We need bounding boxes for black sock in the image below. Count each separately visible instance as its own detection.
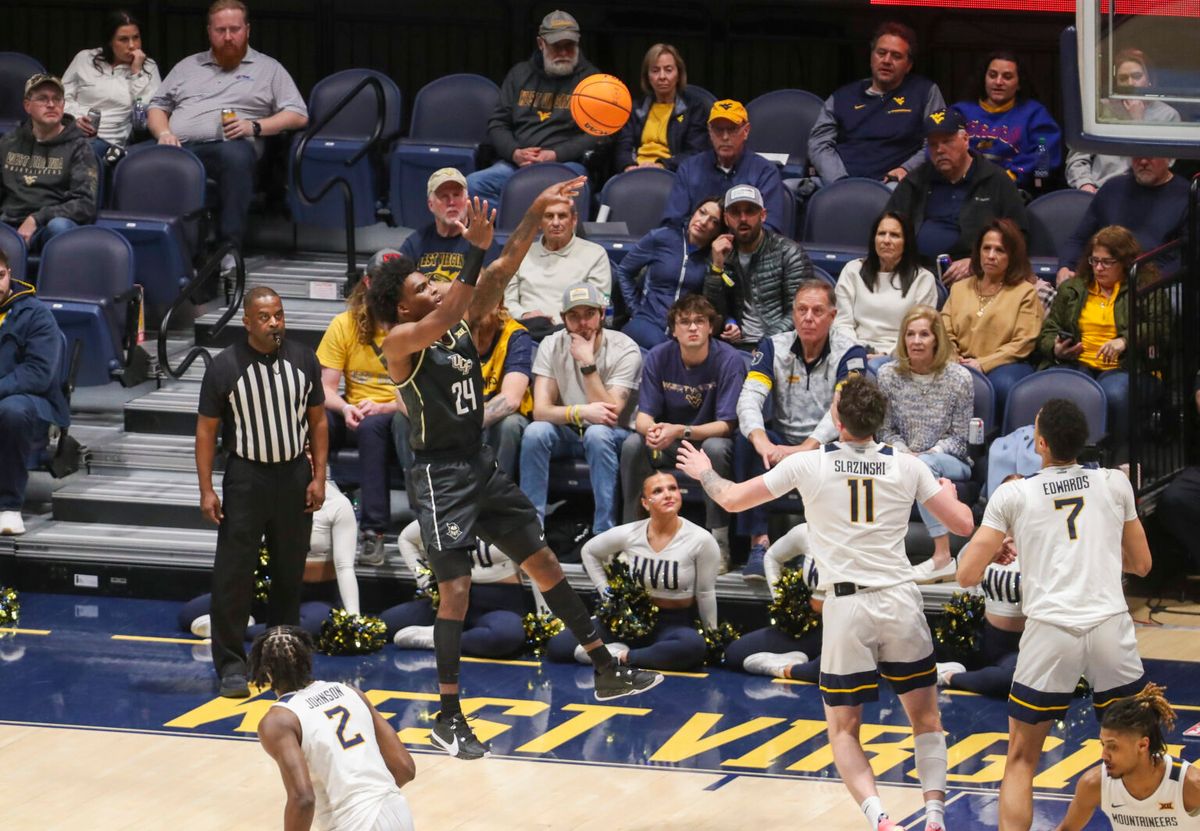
[541,578,611,671]
[439,692,462,720]
[433,617,464,717]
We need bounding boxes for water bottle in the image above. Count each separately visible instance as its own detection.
[1033,136,1050,189]
[132,97,147,132]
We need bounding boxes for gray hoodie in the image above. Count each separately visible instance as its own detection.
[0,114,98,226]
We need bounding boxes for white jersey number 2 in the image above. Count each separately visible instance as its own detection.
[452,379,478,415]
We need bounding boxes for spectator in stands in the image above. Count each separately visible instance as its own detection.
[1055,156,1188,286]
[316,249,403,567]
[466,10,598,211]
[941,218,1042,408]
[877,305,973,583]
[808,21,946,186]
[1066,48,1180,192]
[617,196,723,349]
[954,51,1062,191]
[63,10,161,152]
[519,282,642,536]
[148,0,308,264]
[1039,225,1164,447]
[887,108,1029,284]
[618,295,743,568]
[473,301,534,479]
[614,43,708,174]
[734,279,867,579]
[399,168,500,280]
[1156,372,1200,577]
[833,210,938,365]
[0,74,98,250]
[0,250,69,537]
[503,196,610,337]
[704,185,813,350]
[661,100,787,234]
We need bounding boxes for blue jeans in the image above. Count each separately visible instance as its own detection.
[985,362,1035,416]
[518,421,629,534]
[28,217,78,252]
[466,160,587,214]
[915,452,972,538]
[622,315,669,350]
[187,139,257,245]
[0,395,46,510]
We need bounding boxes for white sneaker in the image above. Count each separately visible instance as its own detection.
[393,625,435,650]
[743,651,808,679]
[220,252,238,276]
[912,557,957,584]
[573,642,629,665]
[936,661,966,687]
[0,511,25,535]
[190,614,211,639]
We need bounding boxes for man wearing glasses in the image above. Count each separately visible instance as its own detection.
[0,74,98,251]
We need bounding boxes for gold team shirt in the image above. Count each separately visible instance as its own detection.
[1077,281,1120,371]
[481,317,534,417]
[636,102,674,166]
[315,311,396,405]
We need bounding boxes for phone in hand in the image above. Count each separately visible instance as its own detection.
[1057,330,1076,346]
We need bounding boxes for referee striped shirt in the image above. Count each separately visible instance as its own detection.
[198,335,325,463]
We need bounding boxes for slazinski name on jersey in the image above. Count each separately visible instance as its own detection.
[834,459,887,476]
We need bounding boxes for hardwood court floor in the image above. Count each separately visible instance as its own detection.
[1,592,1198,830]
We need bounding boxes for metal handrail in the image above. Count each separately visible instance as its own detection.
[156,241,245,380]
[291,74,387,288]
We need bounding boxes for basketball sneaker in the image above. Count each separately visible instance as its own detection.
[430,712,490,760]
[594,664,663,701]
[743,651,808,679]
[936,661,966,687]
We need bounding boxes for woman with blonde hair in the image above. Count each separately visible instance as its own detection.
[613,43,709,172]
[877,305,974,582]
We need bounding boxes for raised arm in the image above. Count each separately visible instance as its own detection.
[676,440,778,513]
[467,176,588,326]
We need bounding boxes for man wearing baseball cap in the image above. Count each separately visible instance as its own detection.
[661,98,787,235]
[519,281,642,536]
[400,167,500,281]
[0,74,98,251]
[466,10,600,211]
[886,107,1028,283]
[704,184,812,351]
[316,247,414,566]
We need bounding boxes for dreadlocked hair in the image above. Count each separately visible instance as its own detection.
[248,625,315,693]
[1101,682,1177,761]
[346,279,379,346]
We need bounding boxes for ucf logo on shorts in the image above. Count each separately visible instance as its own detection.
[445,522,462,541]
[448,354,474,376]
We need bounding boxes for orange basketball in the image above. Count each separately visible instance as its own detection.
[570,74,632,137]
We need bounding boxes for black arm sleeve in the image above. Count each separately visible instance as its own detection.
[458,245,486,287]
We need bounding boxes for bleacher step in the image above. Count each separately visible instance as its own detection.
[88,432,215,473]
[123,386,203,435]
[195,296,341,349]
[52,471,221,530]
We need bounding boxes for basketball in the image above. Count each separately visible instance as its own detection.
[570,74,632,137]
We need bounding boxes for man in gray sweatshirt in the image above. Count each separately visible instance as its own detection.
[0,74,98,252]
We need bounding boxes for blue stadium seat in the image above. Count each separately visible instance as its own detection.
[96,145,206,326]
[746,89,825,177]
[1027,189,1094,279]
[388,73,499,227]
[37,227,141,387]
[965,364,997,437]
[0,52,45,135]
[288,69,403,228]
[811,264,836,287]
[494,163,591,248]
[596,166,676,240]
[686,85,717,113]
[0,222,27,282]
[1001,367,1107,446]
[24,329,82,478]
[801,178,892,276]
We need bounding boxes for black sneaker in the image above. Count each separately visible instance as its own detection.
[430,713,490,760]
[219,672,250,698]
[594,664,664,701]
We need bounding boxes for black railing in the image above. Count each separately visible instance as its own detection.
[291,75,387,288]
[156,241,246,380]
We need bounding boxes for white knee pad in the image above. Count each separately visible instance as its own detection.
[913,730,948,795]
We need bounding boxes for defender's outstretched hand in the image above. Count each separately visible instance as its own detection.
[531,176,588,214]
[456,197,496,250]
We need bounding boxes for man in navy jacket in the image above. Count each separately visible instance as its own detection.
[0,250,69,535]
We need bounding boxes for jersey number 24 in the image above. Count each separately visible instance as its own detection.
[452,379,478,415]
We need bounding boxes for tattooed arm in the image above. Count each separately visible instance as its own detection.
[677,441,777,513]
[467,176,587,326]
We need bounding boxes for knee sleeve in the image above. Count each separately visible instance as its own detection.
[913,730,948,795]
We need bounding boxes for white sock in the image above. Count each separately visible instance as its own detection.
[861,795,886,829]
[925,798,945,828]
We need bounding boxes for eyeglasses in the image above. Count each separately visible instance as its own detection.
[1088,256,1119,269]
[28,95,64,106]
[708,124,743,137]
[674,316,709,329]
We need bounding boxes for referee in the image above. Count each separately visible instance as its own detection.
[195,286,328,697]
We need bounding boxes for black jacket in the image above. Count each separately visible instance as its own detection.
[613,86,709,172]
[488,51,600,164]
[887,154,1028,260]
[0,114,97,226]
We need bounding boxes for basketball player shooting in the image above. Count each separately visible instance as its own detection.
[368,178,662,761]
[677,375,975,831]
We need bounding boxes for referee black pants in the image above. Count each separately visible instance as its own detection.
[211,454,313,678]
